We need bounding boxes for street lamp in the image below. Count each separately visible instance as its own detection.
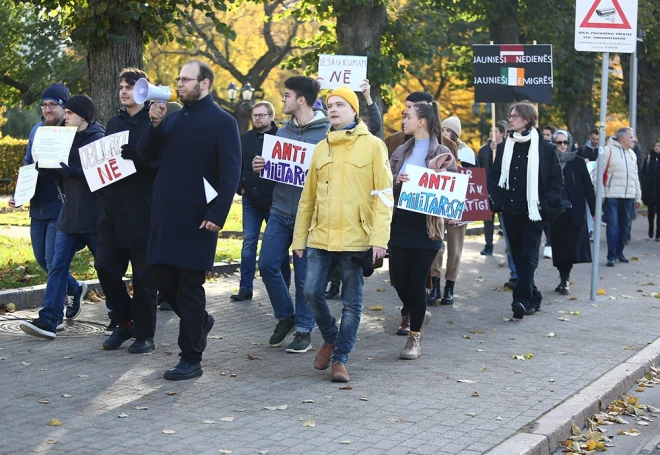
[227,82,238,103]
[241,82,255,101]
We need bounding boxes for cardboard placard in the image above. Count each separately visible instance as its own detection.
[260,134,312,188]
[78,131,136,192]
[318,54,368,91]
[457,167,492,221]
[13,164,39,207]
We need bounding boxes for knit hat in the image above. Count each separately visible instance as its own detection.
[406,92,433,103]
[328,86,359,115]
[442,116,462,138]
[41,83,69,108]
[65,95,95,123]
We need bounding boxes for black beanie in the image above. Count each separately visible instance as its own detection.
[406,92,433,103]
[41,83,69,108]
[65,95,95,123]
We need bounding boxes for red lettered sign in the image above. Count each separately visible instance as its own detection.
[457,167,491,221]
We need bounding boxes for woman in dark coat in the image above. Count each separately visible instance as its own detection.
[550,130,596,295]
[640,139,660,240]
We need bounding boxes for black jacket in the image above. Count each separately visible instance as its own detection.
[97,105,154,249]
[641,152,660,206]
[39,122,106,234]
[561,157,596,227]
[139,94,241,271]
[237,122,277,208]
[578,143,598,161]
[488,129,563,218]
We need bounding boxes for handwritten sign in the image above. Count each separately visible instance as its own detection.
[318,54,368,91]
[398,164,470,221]
[260,134,312,188]
[457,167,491,221]
[13,164,39,207]
[78,131,136,192]
[31,126,77,168]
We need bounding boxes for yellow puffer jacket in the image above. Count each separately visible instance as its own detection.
[292,121,394,252]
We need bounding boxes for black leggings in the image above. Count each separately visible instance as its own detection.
[648,202,660,238]
[389,247,438,332]
[556,263,573,277]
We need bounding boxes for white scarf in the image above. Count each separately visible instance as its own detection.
[498,128,541,221]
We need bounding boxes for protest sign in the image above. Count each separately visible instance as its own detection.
[398,165,470,221]
[587,161,597,186]
[457,167,491,221]
[78,131,135,192]
[318,54,368,91]
[13,164,39,207]
[260,134,312,188]
[473,44,553,103]
[31,126,77,168]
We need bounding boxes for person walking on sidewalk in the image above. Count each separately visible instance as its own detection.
[550,130,595,295]
[20,95,105,339]
[293,86,393,382]
[389,101,456,359]
[488,101,563,319]
[139,60,241,380]
[426,116,477,306]
[231,101,291,302]
[478,121,506,256]
[603,127,642,267]
[97,68,158,353]
[641,139,660,241]
[252,76,330,353]
[8,84,86,329]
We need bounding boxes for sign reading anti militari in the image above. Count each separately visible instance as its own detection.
[472,44,553,104]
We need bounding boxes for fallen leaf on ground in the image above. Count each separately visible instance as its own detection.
[46,439,57,444]
[597,288,607,295]
[118,413,128,418]
[457,379,476,383]
[21,362,31,366]
[48,419,62,426]
[218,450,232,454]
[339,385,352,390]
[472,391,480,397]
[62,394,73,398]
[247,354,264,360]
[619,428,640,436]
[624,346,636,350]
[220,417,235,422]
[463,335,472,339]
[375,288,385,292]
[167,392,178,396]
[162,430,176,434]
[202,420,215,424]
[38,400,49,404]
[524,353,533,359]
[264,405,288,411]
[466,412,476,417]
[302,418,315,427]
[513,355,526,360]
[368,305,383,311]
[302,399,314,404]
[340,440,351,444]
[495,416,503,421]
[134,406,147,410]
[546,333,556,337]
[359,396,368,401]
[77,375,89,378]
[476,349,485,352]
[558,317,570,322]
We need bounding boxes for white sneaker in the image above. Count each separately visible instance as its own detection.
[400,333,421,360]
[543,246,552,259]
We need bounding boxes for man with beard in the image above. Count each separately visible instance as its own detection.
[139,60,240,380]
[97,68,158,353]
[8,84,86,329]
[252,76,330,354]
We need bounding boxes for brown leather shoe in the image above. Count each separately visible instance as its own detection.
[330,362,349,383]
[314,342,335,370]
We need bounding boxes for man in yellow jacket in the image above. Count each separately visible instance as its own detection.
[292,86,393,383]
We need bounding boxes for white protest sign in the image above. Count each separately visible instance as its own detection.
[398,164,470,221]
[31,126,77,168]
[78,131,136,192]
[260,134,313,188]
[575,0,638,53]
[318,54,368,91]
[13,164,39,207]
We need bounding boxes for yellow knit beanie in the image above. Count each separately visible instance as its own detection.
[328,86,360,115]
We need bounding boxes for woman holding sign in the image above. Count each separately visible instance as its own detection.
[389,101,457,360]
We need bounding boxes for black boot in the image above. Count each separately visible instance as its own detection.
[427,277,441,306]
[556,271,570,295]
[650,220,655,239]
[440,280,455,305]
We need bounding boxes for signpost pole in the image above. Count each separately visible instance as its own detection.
[590,52,609,301]
[629,46,638,134]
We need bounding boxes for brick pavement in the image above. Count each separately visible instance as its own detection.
[2,218,660,454]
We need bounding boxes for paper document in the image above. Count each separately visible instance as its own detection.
[204,178,217,203]
[31,126,77,168]
[13,164,39,207]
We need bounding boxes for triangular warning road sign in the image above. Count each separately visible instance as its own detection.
[580,0,631,29]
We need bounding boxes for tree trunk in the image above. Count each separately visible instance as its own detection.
[87,20,143,127]
[336,3,388,136]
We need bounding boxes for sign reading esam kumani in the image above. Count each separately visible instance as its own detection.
[260,134,312,188]
[398,165,470,221]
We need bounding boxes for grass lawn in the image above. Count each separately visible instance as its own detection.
[0,235,249,291]
[0,206,30,226]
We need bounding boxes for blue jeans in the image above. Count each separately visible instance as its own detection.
[30,218,78,297]
[38,230,98,328]
[604,198,634,261]
[239,198,290,291]
[499,214,518,280]
[258,213,313,333]
[304,248,364,365]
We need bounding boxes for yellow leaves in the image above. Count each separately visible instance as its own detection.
[368,305,383,311]
[513,353,533,360]
[596,288,607,295]
[585,439,606,451]
[618,428,641,436]
[302,418,315,427]
[48,418,62,426]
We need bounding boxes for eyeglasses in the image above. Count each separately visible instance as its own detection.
[555,140,570,146]
[251,113,271,119]
[175,77,199,84]
[41,103,61,111]
[508,114,520,120]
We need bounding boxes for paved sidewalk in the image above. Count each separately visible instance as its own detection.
[2,218,660,454]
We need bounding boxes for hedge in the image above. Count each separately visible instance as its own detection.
[0,136,28,194]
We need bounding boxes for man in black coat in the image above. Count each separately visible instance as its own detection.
[488,101,563,320]
[139,60,241,380]
[231,101,291,301]
[97,68,158,354]
[477,120,506,255]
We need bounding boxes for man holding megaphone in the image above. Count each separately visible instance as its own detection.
[138,60,241,380]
